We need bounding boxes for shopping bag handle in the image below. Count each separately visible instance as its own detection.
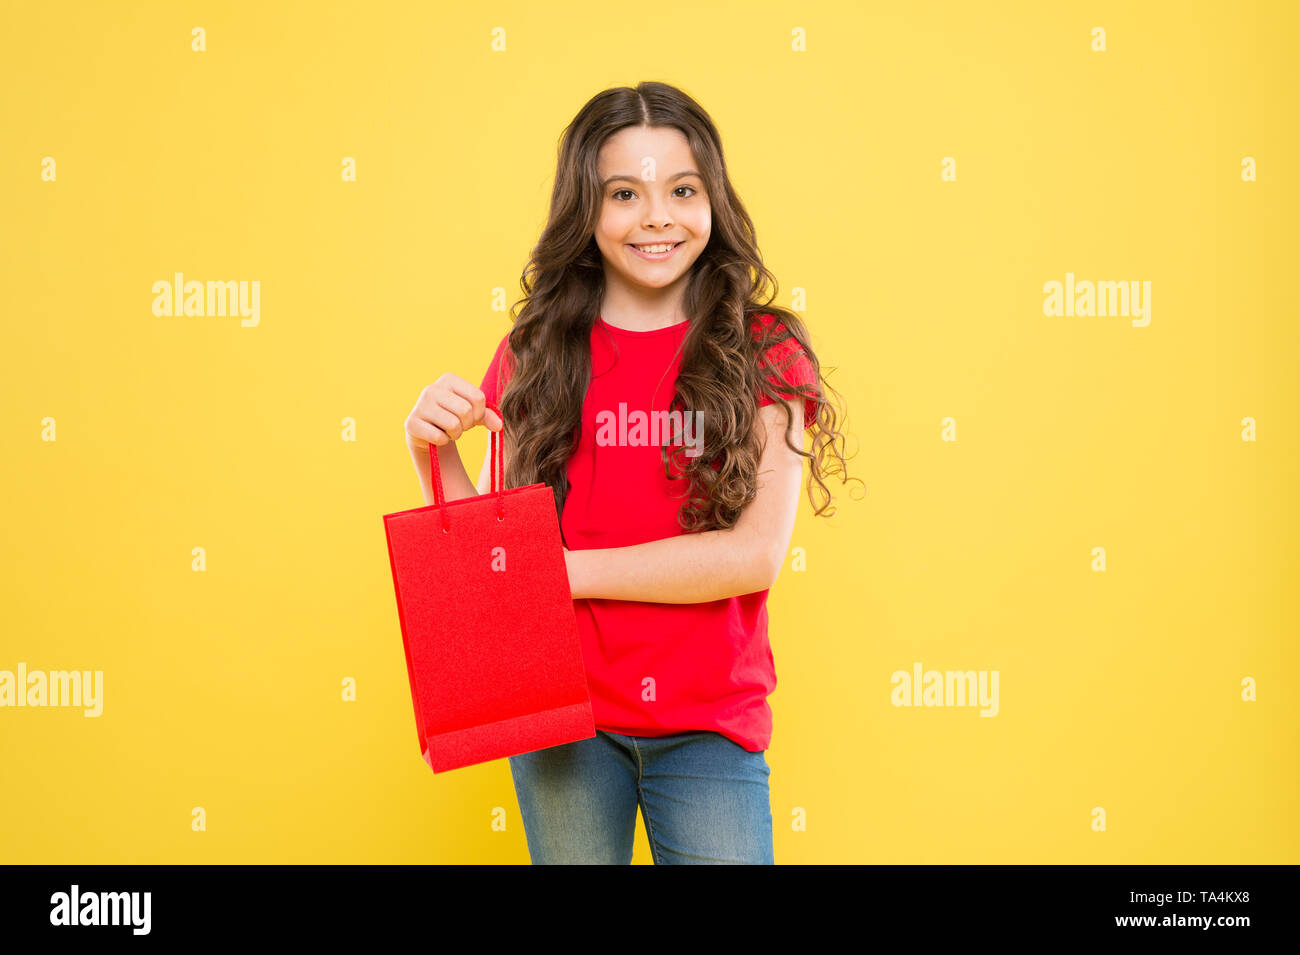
[428,400,505,533]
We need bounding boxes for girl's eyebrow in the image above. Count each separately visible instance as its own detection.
[601,170,702,187]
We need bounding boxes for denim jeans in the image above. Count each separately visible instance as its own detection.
[508,729,774,864]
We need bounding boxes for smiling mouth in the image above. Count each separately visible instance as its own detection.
[627,241,685,258]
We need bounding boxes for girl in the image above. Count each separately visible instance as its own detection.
[404,81,852,864]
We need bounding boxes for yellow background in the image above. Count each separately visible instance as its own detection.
[1,0,1295,864]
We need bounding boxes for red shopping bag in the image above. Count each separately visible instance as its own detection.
[382,401,595,773]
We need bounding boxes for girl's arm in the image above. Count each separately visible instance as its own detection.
[408,424,502,504]
[563,399,806,603]
[409,440,477,505]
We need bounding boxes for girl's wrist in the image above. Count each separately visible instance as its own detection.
[563,546,584,599]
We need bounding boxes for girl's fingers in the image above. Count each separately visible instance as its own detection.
[408,416,452,449]
[424,403,467,441]
[409,379,498,447]
[440,378,495,434]
[438,390,478,436]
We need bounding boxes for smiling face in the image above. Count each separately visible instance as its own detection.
[593,124,711,301]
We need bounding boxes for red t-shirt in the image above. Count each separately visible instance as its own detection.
[478,312,818,752]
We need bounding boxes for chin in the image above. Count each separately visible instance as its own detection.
[629,272,681,289]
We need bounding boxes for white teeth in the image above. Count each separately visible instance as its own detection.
[632,243,677,253]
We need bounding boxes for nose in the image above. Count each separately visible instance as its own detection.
[644,195,673,230]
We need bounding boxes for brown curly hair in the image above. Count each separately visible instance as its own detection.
[494,80,859,537]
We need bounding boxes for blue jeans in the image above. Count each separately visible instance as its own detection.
[508,729,774,864]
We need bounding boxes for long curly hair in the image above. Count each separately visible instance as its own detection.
[494,80,858,536]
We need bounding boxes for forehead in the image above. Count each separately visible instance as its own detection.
[597,125,695,174]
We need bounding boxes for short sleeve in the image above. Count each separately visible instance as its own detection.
[752,313,819,430]
[479,332,515,407]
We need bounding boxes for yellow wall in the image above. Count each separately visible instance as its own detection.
[1,0,1295,863]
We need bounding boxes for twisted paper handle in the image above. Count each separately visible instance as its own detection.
[428,400,504,532]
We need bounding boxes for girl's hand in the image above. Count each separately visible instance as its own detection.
[404,374,503,453]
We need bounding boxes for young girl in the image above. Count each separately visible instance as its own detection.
[403,81,851,864]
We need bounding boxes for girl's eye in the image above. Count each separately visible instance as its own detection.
[611,186,698,201]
